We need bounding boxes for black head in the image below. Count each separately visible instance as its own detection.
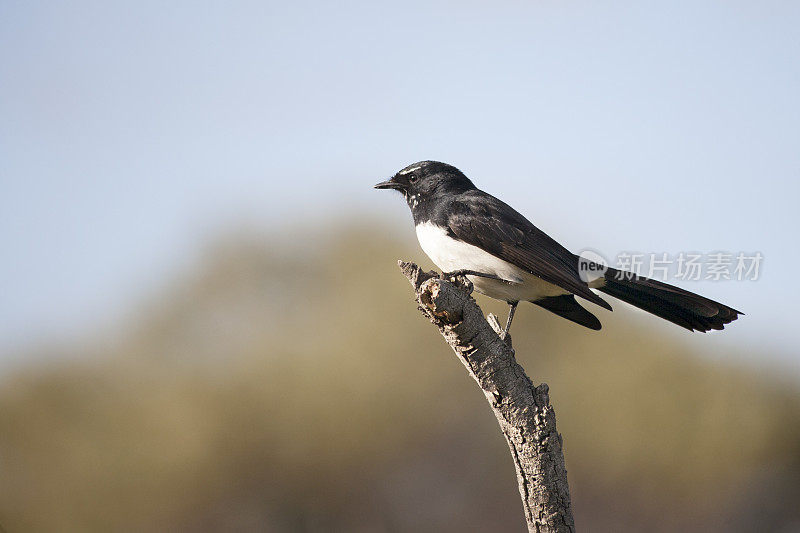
[374,161,475,208]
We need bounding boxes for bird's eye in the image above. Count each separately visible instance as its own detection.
[409,174,418,183]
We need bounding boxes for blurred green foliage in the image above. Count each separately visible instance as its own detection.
[1,223,798,532]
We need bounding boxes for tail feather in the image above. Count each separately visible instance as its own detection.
[598,268,742,332]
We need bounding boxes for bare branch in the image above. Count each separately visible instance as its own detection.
[398,260,575,533]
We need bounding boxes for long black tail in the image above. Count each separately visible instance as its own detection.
[598,268,742,332]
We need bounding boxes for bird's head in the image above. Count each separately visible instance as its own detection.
[374,161,475,206]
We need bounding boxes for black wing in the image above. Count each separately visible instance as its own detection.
[445,190,612,310]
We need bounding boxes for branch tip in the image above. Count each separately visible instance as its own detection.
[396,260,573,532]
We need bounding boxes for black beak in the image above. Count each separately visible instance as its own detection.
[374,179,404,190]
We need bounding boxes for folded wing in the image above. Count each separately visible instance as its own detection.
[446,191,612,311]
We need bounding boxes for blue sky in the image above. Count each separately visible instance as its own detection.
[1,2,799,370]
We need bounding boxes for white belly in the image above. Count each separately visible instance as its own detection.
[415,221,569,302]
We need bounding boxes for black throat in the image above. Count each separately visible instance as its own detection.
[408,188,460,227]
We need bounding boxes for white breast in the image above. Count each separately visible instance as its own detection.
[414,221,568,302]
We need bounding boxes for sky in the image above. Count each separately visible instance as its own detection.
[1,1,799,370]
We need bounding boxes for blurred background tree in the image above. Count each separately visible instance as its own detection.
[0,227,798,532]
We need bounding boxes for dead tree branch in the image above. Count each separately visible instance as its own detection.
[398,260,575,533]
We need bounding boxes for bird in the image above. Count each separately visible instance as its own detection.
[375,160,741,337]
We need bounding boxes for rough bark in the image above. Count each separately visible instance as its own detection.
[398,260,575,533]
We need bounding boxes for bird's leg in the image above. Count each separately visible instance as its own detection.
[502,301,518,339]
[440,269,507,283]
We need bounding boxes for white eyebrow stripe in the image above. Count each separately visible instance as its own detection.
[398,166,422,175]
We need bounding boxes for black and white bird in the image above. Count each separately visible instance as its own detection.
[375,160,741,336]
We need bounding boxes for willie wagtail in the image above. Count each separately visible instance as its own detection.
[375,160,741,336]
